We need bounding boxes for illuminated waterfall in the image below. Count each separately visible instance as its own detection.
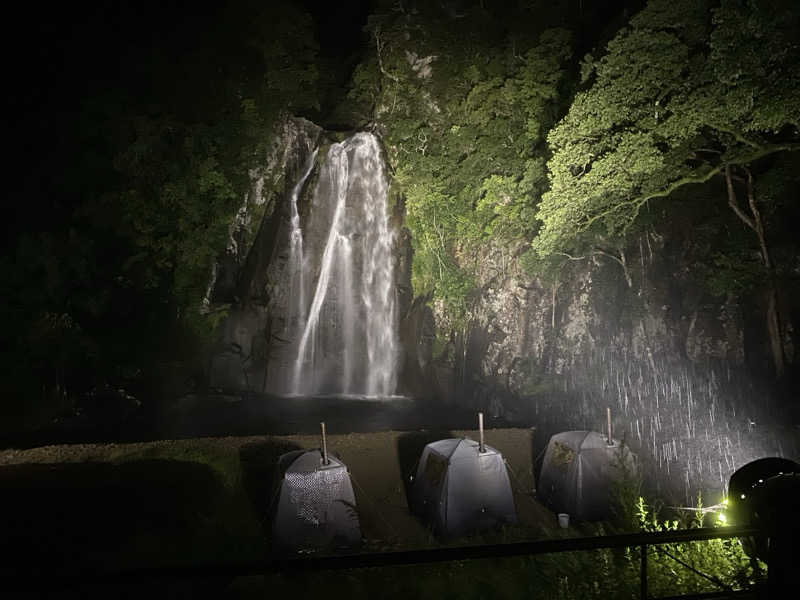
[285,148,318,341]
[289,132,398,397]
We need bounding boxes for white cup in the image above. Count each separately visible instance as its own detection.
[558,513,570,528]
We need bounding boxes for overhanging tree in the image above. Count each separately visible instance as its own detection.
[534,0,800,377]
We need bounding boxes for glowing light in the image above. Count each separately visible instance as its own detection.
[717,512,727,524]
[740,493,746,499]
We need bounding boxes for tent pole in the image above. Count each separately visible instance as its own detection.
[607,407,613,445]
[321,421,329,465]
[479,412,485,453]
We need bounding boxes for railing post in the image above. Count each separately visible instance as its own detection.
[640,543,647,600]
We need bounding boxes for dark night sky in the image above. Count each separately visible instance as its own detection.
[5,1,636,116]
[2,0,376,248]
[4,0,646,133]
[5,1,374,138]
[7,1,373,98]
[2,0,639,245]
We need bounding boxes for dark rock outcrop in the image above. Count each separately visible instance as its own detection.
[207,117,322,393]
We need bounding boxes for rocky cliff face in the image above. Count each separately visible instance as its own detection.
[206,120,415,397]
[206,116,322,393]
[434,233,748,411]
[416,209,794,502]
[202,117,794,502]
[203,118,763,409]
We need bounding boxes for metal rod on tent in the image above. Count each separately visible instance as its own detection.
[478,412,485,453]
[321,422,329,465]
[607,407,613,445]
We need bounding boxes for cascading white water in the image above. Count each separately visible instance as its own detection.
[288,132,399,397]
[285,148,318,339]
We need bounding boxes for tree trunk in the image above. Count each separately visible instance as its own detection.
[766,290,785,378]
[725,166,785,378]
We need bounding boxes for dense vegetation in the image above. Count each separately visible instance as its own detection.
[349,4,574,324]
[2,2,326,426]
[3,0,799,427]
[536,0,800,377]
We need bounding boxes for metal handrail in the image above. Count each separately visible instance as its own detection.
[5,525,763,599]
[268,526,760,573]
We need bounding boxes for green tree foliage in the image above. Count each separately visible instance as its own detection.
[110,117,238,305]
[103,0,322,312]
[353,3,573,321]
[535,0,800,258]
[626,496,758,597]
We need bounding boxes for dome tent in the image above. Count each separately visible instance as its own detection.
[271,448,361,554]
[726,457,800,560]
[537,430,636,522]
[409,437,517,538]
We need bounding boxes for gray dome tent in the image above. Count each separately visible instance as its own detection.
[271,449,361,554]
[538,431,636,521]
[409,438,517,538]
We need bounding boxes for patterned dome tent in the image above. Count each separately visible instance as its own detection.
[409,438,517,538]
[271,449,361,554]
[537,431,636,521]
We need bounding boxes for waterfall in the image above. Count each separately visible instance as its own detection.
[288,132,399,397]
[285,148,318,341]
